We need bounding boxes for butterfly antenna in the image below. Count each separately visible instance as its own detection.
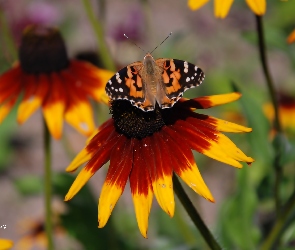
[124,34,146,53]
[150,32,172,54]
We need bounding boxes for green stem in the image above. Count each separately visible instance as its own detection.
[0,10,17,62]
[260,190,295,250]
[255,15,283,212]
[82,0,116,71]
[173,174,222,250]
[44,120,53,250]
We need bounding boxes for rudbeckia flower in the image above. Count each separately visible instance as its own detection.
[0,25,114,139]
[287,29,295,44]
[65,92,254,237]
[264,93,295,132]
[188,0,266,18]
[0,239,13,250]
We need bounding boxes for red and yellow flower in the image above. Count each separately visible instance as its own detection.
[264,93,295,132]
[188,0,266,18]
[0,25,113,139]
[65,92,254,237]
[287,29,295,44]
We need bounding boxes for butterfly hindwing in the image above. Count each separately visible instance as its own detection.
[157,58,205,100]
[105,62,145,103]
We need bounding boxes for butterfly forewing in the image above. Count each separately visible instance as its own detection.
[105,62,145,103]
[157,58,205,100]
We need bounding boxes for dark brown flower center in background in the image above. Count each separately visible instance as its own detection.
[111,100,192,139]
[19,25,69,74]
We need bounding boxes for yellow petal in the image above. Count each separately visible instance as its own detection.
[42,73,66,139]
[98,183,124,228]
[214,0,234,18]
[65,167,94,201]
[0,239,14,250]
[0,96,18,123]
[152,174,175,217]
[201,116,252,133]
[17,74,48,124]
[43,101,65,139]
[150,135,175,217]
[188,0,210,11]
[132,192,153,238]
[65,100,95,137]
[177,163,214,202]
[245,0,266,16]
[217,133,255,163]
[66,148,92,172]
[17,96,42,124]
[192,92,242,109]
[287,29,295,44]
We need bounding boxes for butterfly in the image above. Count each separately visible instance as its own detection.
[105,53,205,111]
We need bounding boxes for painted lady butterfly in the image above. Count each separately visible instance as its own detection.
[106,53,205,111]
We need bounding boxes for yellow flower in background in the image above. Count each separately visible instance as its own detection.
[0,25,114,139]
[287,29,295,44]
[65,92,254,238]
[264,93,295,132]
[0,239,13,250]
[188,0,266,18]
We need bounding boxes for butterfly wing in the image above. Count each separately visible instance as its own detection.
[156,58,205,108]
[105,62,145,104]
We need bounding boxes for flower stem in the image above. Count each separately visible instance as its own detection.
[255,15,283,212]
[172,174,222,250]
[260,190,295,250]
[82,0,116,71]
[44,120,53,250]
[0,10,17,62]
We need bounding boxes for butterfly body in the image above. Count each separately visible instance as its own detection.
[106,53,205,111]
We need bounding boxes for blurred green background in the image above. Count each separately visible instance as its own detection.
[1,0,295,249]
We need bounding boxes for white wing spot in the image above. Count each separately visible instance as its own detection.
[115,89,118,92]
[117,78,122,83]
[119,88,123,92]
[194,73,197,76]
[184,68,188,73]
[195,66,198,71]
[186,77,190,82]
[191,76,194,80]
[111,87,114,90]
[108,80,112,85]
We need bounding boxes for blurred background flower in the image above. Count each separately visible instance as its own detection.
[188,0,266,18]
[0,239,13,250]
[0,25,113,139]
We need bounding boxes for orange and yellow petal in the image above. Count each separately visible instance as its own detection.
[186,92,241,110]
[98,137,133,228]
[17,74,48,124]
[214,0,234,18]
[69,60,114,104]
[188,0,210,11]
[65,100,95,137]
[130,139,153,238]
[42,73,66,139]
[287,29,295,44]
[162,126,214,201]
[198,115,252,133]
[65,131,118,199]
[0,239,13,250]
[169,120,253,168]
[145,134,175,217]
[246,0,266,16]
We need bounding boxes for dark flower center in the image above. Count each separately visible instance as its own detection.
[19,25,69,74]
[111,100,188,139]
